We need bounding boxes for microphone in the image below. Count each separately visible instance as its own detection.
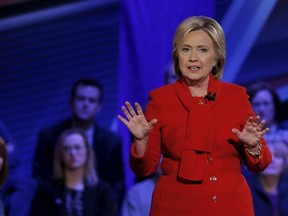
[205,92,216,101]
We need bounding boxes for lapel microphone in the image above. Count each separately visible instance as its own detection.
[205,91,216,101]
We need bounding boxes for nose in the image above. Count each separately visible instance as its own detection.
[69,148,78,155]
[82,98,90,107]
[189,50,198,62]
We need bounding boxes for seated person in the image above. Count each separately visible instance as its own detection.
[247,81,288,146]
[0,137,8,216]
[244,141,288,216]
[30,128,117,216]
[122,162,162,216]
[33,78,125,207]
[0,120,36,216]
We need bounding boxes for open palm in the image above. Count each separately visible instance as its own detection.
[118,101,157,140]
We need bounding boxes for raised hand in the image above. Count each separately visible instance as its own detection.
[232,116,269,148]
[118,101,157,140]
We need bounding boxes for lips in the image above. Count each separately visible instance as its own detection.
[188,66,200,70]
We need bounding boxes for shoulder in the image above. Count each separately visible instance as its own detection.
[94,124,121,143]
[148,84,176,105]
[127,178,156,195]
[220,82,246,94]
[39,119,71,136]
[219,82,248,102]
[149,84,174,96]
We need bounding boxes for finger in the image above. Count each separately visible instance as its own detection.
[246,116,253,126]
[117,115,129,126]
[149,119,158,127]
[121,105,132,120]
[261,127,269,136]
[258,119,265,129]
[252,116,260,127]
[125,101,137,117]
[135,102,144,115]
[232,128,240,136]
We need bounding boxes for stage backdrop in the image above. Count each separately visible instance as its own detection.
[118,0,215,188]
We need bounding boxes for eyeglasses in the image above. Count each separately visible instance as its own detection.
[62,145,86,154]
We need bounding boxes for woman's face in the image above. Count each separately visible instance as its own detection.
[178,29,216,85]
[251,89,275,126]
[261,145,285,176]
[61,133,87,171]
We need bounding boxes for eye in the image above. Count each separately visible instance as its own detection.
[199,48,208,53]
[89,98,97,103]
[182,47,190,53]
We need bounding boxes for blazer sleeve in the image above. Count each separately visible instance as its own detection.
[239,88,272,172]
[129,90,162,177]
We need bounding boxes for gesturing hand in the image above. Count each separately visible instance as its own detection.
[232,116,269,148]
[118,101,158,140]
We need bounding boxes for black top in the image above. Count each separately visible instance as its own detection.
[30,179,117,216]
[33,118,125,204]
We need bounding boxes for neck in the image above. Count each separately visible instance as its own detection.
[185,76,209,97]
[259,174,280,193]
[65,169,85,190]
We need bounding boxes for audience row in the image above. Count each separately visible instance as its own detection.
[0,75,288,216]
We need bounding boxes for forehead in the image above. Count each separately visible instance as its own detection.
[75,85,101,98]
[63,133,85,145]
[253,89,273,102]
[182,29,213,46]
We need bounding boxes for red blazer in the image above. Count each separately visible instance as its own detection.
[130,75,272,216]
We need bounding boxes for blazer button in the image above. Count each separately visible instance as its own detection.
[207,157,213,163]
[209,176,217,182]
[212,195,218,203]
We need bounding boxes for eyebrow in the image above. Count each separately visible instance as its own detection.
[181,44,209,48]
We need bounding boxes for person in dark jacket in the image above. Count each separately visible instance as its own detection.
[30,128,117,216]
[33,78,125,208]
[244,141,288,216]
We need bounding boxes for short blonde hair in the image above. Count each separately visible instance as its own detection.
[172,16,226,80]
[53,128,98,186]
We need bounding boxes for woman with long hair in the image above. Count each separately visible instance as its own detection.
[30,128,116,216]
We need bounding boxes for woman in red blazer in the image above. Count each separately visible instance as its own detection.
[118,16,272,216]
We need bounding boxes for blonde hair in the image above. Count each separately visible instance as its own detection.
[53,128,98,186]
[172,16,226,80]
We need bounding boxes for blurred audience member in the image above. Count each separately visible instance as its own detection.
[0,120,18,175]
[244,141,288,216]
[33,78,125,208]
[247,82,288,146]
[122,165,161,216]
[0,138,8,216]
[0,120,36,216]
[30,128,117,216]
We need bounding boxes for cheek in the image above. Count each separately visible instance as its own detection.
[62,155,70,166]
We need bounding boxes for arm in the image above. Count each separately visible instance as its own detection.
[118,101,157,157]
[232,90,272,172]
[118,96,161,177]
